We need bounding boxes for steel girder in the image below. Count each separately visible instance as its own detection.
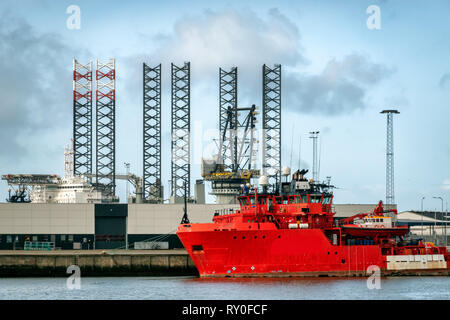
[219,67,238,170]
[73,59,93,178]
[95,59,116,198]
[171,62,191,199]
[143,63,162,202]
[262,64,282,186]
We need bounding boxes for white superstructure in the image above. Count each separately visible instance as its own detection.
[5,140,115,204]
[29,175,107,203]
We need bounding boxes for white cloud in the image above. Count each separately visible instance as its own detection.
[130,9,392,117]
[152,8,305,76]
[284,53,393,115]
[442,179,450,190]
[0,14,81,163]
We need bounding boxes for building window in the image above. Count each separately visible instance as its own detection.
[68,235,74,242]
[32,236,38,242]
[6,235,12,243]
[60,235,66,241]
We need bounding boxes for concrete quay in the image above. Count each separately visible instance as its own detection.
[0,250,198,277]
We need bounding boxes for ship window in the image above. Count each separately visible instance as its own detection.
[302,195,308,203]
[295,196,302,203]
[258,197,266,205]
[192,245,203,251]
[242,198,249,206]
[288,197,294,204]
[275,197,282,204]
[250,197,255,205]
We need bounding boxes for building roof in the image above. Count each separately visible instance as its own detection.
[399,211,449,222]
[398,211,449,223]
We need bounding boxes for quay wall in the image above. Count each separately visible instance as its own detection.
[0,250,197,277]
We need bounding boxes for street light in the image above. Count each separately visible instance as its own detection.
[421,196,425,238]
[433,196,443,245]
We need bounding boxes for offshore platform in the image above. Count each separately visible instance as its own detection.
[201,66,281,204]
[2,60,283,206]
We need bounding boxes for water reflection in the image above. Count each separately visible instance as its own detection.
[0,276,448,300]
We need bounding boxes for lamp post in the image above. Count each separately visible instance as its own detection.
[433,196,443,245]
[421,196,425,238]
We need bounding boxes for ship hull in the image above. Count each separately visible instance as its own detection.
[177,226,449,277]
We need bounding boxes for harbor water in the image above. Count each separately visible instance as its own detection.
[0,276,448,300]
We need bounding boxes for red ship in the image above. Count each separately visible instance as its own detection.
[177,169,450,277]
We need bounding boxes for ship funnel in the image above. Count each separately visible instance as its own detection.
[282,166,291,176]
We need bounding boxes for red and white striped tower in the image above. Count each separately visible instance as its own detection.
[73,59,93,178]
[95,59,116,199]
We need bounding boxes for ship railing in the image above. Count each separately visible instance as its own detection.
[24,241,55,251]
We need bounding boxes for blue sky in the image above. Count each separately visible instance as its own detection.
[0,0,449,211]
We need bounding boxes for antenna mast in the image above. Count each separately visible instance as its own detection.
[380,109,400,206]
